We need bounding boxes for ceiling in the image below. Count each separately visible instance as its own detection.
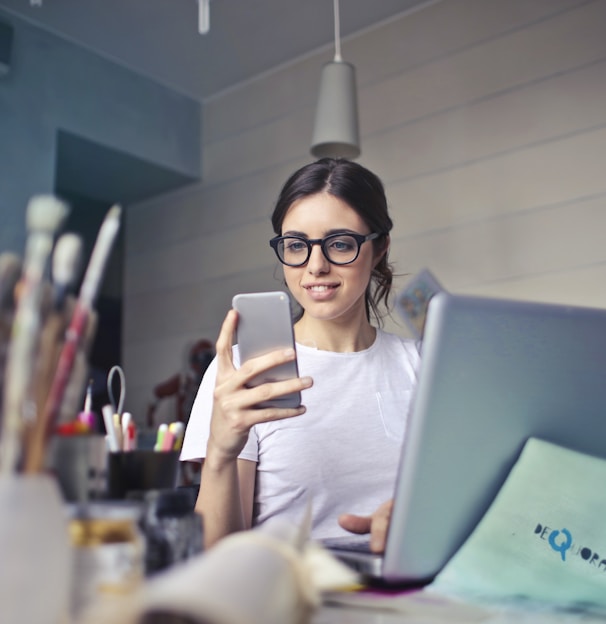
[0,0,431,102]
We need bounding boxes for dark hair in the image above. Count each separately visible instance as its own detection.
[271,158,394,324]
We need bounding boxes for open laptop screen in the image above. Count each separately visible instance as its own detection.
[379,292,606,584]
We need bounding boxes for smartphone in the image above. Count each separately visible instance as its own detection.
[232,291,301,408]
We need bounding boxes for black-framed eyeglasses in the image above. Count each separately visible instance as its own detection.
[269,232,382,267]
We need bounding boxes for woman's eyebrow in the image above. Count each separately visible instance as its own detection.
[282,230,307,237]
[325,228,359,236]
[282,228,359,238]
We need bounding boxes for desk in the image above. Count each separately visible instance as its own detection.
[312,596,606,623]
[76,588,606,623]
[315,606,411,623]
[313,604,606,623]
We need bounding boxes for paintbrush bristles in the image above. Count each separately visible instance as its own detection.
[52,234,82,286]
[52,234,83,308]
[26,195,69,234]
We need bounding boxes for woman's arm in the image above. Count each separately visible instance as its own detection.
[196,457,256,548]
[193,309,312,548]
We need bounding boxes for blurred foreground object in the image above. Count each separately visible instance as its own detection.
[0,196,68,474]
[24,204,121,473]
[80,517,358,624]
[0,474,71,624]
[0,252,22,423]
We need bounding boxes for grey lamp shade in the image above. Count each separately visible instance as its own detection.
[310,60,360,159]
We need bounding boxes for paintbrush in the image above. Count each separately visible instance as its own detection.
[0,253,23,430]
[24,204,122,473]
[0,196,69,475]
[33,233,83,422]
[0,253,22,314]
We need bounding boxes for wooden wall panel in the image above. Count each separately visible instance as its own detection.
[124,0,606,423]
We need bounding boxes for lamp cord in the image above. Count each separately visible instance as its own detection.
[333,0,342,62]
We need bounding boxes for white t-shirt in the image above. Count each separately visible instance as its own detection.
[181,329,420,540]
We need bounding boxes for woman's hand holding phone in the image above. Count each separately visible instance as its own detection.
[206,307,312,467]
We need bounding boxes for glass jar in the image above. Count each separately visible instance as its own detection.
[141,488,203,575]
[68,501,145,617]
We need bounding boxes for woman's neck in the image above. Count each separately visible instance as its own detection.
[294,314,377,353]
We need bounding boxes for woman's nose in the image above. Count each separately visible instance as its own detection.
[306,243,330,274]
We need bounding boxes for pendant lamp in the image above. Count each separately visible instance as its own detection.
[310,0,361,159]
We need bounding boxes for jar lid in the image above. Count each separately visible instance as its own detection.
[146,488,194,517]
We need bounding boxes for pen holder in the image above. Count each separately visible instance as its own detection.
[107,450,180,500]
[0,474,71,624]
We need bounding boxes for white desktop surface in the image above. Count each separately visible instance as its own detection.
[313,604,606,623]
[75,587,606,623]
[315,605,408,623]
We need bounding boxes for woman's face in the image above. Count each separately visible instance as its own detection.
[280,192,382,324]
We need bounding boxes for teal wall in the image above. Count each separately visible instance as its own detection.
[0,10,201,253]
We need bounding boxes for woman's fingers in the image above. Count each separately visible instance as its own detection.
[242,381,311,419]
[215,376,312,427]
[338,499,394,554]
[368,500,393,553]
[337,513,371,535]
[221,340,308,403]
[215,309,238,376]
[237,346,297,381]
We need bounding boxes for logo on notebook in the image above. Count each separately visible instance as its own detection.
[534,523,606,570]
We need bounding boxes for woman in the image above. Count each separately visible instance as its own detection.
[180,158,419,550]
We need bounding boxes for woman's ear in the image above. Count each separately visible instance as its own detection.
[374,234,390,267]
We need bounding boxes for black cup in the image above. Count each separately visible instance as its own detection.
[107,450,180,499]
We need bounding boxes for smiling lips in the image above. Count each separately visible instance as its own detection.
[305,284,335,291]
[303,283,339,299]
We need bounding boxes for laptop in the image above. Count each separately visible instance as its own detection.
[327,291,606,586]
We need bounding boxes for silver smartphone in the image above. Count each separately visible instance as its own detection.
[232,291,301,408]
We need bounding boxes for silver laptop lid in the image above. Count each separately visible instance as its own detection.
[384,292,606,584]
